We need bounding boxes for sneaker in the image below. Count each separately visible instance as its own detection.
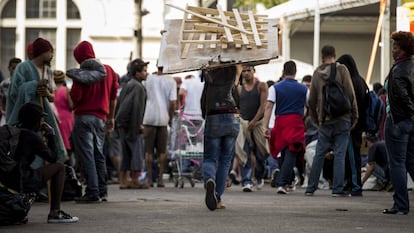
[229,170,240,185]
[256,179,265,190]
[205,179,217,211]
[305,192,314,196]
[216,202,226,209]
[332,192,348,197]
[349,190,363,197]
[99,194,108,202]
[277,186,288,194]
[47,210,79,223]
[74,195,101,204]
[270,169,280,188]
[242,183,254,192]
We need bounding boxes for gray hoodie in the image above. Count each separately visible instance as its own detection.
[308,62,358,126]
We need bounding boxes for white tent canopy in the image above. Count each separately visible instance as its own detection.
[262,0,380,20]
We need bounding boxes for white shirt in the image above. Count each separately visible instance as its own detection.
[181,76,204,120]
[143,74,177,126]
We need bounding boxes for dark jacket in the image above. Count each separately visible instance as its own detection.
[387,57,414,123]
[337,54,370,131]
[201,66,238,116]
[0,129,56,193]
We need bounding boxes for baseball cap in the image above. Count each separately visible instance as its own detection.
[129,58,149,74]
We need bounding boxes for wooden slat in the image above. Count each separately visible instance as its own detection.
[209,23,217,48]
[181,33,194,59]
[187,5,267,20]
[181,38,267,45]
[248,10,262,47]
[183,28,268,34]
[217,5,233,43]
[187,17,269,26]
[166,3,253,35]
[232,8,249,45]
[198,32,206,49]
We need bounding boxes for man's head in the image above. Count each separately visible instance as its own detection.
[32,38,54,65]
[391,31,414,60]
[8,57,22,77]
[321,45,336,62]
[241,65,255,81]
[73,41,96,64]
[129,58,149,81]
[301,75,312,88]
[283,60,296,78]
[18,102,47,130]
[53,70,66,85]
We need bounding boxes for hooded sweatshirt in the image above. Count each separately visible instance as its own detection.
[69,41,119,120]
[308,62,358,126]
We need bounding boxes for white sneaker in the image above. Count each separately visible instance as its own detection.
[256,179,264,190]
[242,183,253,192]
[277,186,288,194]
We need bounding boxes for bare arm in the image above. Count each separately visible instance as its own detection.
[262,101,274,138]
[248,82,268,131]
[361,162,376,185]
[105,99,117,132]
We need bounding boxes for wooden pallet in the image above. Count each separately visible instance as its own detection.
[166,4,269,59]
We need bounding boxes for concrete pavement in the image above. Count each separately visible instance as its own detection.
[1,181,413,233]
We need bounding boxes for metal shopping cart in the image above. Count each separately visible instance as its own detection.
[171,113,204,188]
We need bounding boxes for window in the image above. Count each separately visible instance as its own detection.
[67,0,80,19]
[0,28,17,76]
[66,29,81,69]
[1,0,81,72]
[26,0,56,18]
[1,0,16,18]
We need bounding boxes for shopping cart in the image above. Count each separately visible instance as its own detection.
[171,113,204,188]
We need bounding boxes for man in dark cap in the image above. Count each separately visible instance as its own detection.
[0,102,78,223]
[6,37,67,168]
[115,58,149,189]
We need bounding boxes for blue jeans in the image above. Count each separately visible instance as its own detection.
[203,113,239,202]
[276,148,297,187]
[306,120,351,194]
[384,116,414,212]
[72,115,107,197]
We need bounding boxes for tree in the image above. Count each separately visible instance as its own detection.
[234,0,288,9]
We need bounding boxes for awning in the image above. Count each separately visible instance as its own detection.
[262,0,380,20]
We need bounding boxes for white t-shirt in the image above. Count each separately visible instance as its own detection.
[143,74,177,126]
[181,76,204,120]
[267,85,276,128]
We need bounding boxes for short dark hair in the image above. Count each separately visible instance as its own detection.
[321,45,336,60]
[283,60,296,76]
[129,58,149,75]
[391,31,414,56]
[8,57,21,68]
[373,82,383,94]
[302,75,312,83]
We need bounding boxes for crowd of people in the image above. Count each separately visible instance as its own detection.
[1,30,414,225]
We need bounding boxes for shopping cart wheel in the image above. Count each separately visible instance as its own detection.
[179,179,184,188]
[190,179,195,188]
[174,179,179,188]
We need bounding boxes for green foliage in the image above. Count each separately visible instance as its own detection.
[234,0,288,9]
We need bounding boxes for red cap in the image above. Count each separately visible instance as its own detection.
[32,38,53,58]
[73,41,96,64]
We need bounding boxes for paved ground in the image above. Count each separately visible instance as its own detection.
[1,181,413,233]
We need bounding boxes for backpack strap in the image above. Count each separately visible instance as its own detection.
[329,63,336,82]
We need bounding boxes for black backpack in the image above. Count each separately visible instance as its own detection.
[323,63,352,119]
[0,125,21,174]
